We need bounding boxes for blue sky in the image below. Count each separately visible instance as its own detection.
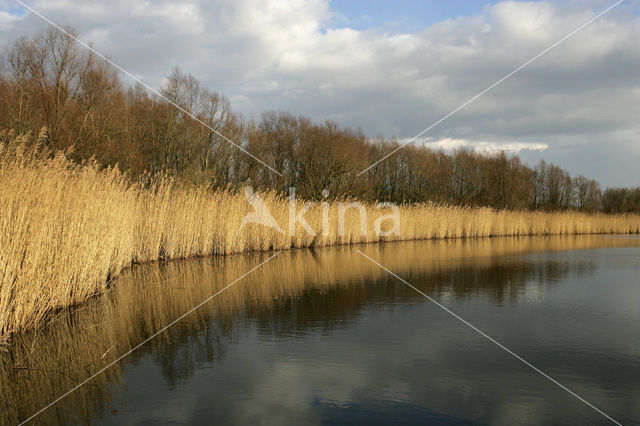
[328,0,640,31]
[329,0,497,31]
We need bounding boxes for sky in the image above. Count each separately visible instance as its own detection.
[0,0,639,187]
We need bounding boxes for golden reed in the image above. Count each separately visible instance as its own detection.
[1,130,639,339]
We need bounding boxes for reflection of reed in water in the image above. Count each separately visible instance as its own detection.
[1,235,637,424]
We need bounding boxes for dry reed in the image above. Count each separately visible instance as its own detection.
[1,130,639,339]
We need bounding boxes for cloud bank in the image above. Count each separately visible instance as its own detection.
[409,137,549,154]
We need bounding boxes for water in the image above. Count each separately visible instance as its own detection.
[2,236,640,425]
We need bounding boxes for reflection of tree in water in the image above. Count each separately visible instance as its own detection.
[423,259,598,303]
[147,255,599,393]
[0,235,632,424]
[151,320,231,389]
[247,258,598,338]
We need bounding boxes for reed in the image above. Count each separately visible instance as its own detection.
[1,130,639,339]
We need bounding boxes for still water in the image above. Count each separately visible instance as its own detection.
[2,236,640,425]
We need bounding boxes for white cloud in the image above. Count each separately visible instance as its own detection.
[490,1,555,42]
[410,137,549,154]
[0,9,19,29]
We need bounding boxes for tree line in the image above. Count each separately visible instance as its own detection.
[1,26,637,213]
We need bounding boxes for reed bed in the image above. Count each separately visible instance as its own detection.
[1,131,640,339]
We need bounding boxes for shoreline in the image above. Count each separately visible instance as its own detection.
[2,228,639,346]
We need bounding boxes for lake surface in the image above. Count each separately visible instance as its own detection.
[2,236,640,425]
